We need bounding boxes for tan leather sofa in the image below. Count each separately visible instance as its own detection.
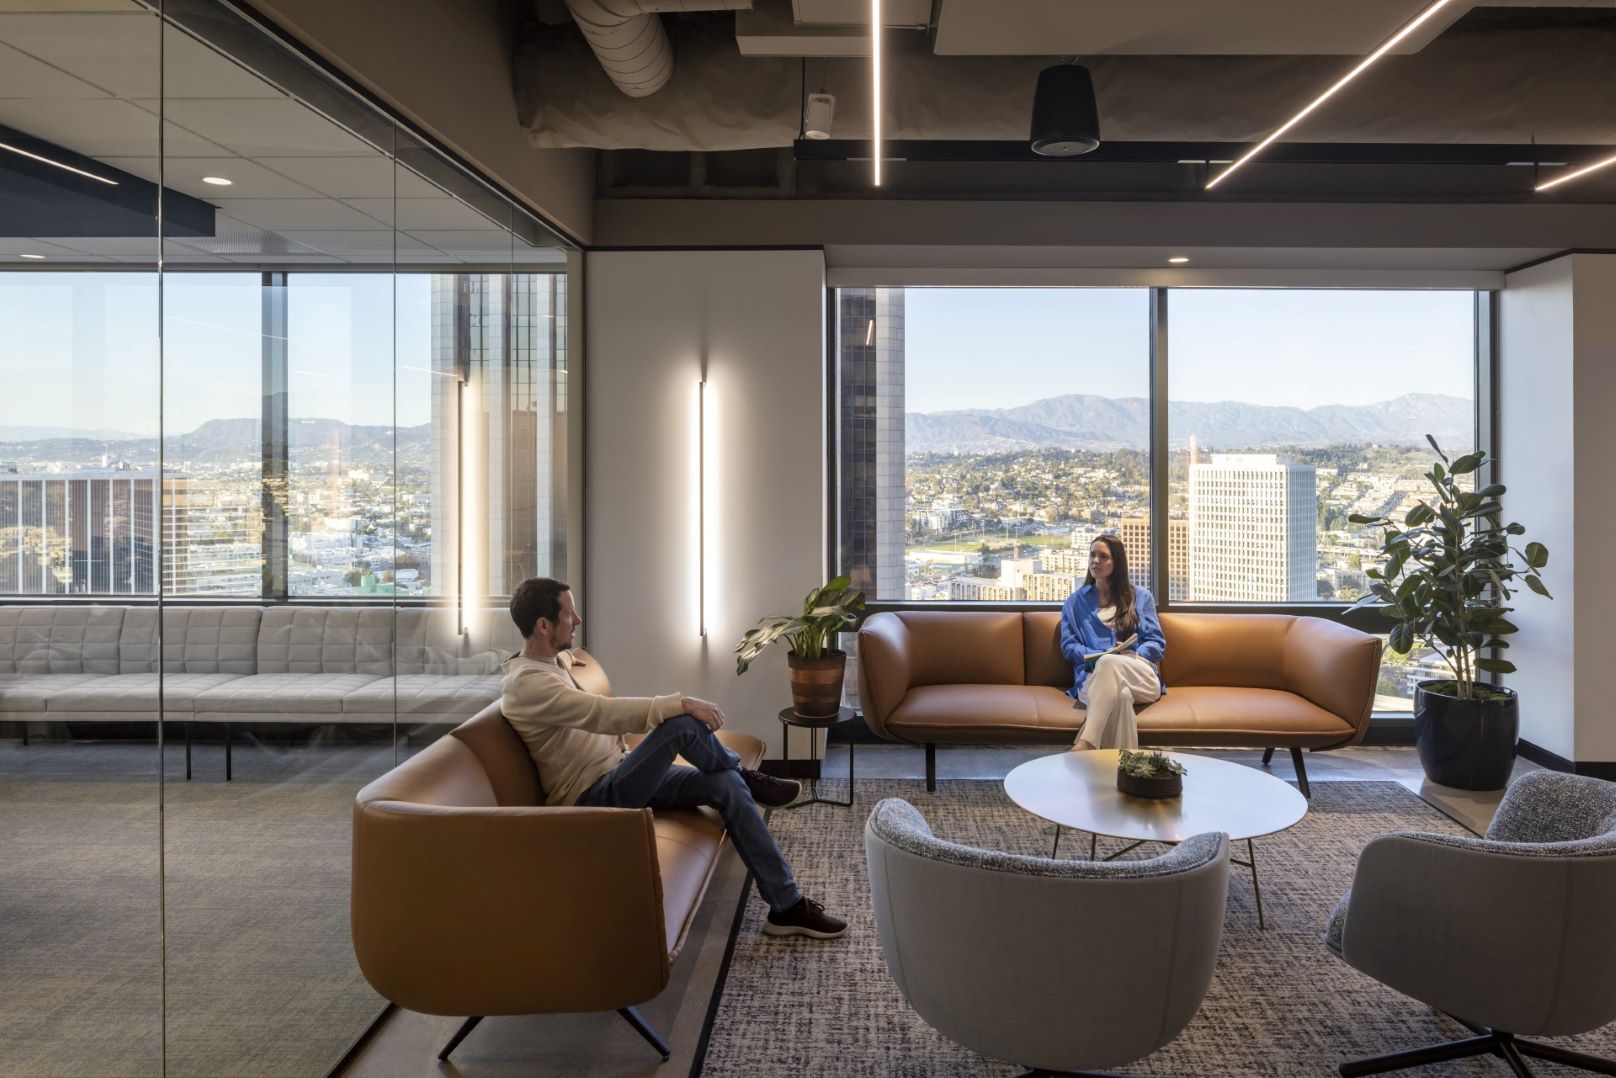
[351,651,763,1062]
[857,610,1382,796]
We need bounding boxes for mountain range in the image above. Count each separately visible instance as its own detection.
[905,393,1472,454]
[0,418,431,468]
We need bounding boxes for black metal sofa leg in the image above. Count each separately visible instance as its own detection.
[438,1015,482,1061]
[1261,746,1275,765]
[1290,746,1312,798]
[925,743,936,792]
[618,1006,671,1060]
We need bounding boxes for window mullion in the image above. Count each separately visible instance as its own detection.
[1149,287,1169,607]
[261,271,288,602]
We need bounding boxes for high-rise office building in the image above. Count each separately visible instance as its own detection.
[0,471,157,594]
[1118,516,1189,601]
[836,287,905,599]
[162,475,262,595]
[1188,454,1317,602]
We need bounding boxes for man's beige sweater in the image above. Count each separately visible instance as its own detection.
[500,651,685,806]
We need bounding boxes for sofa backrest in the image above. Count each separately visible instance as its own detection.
[0,605,123,674]
[1022,611,1072,689]
[257,606,511,676]
[119,607,263,674]
[894,611,1025,687]
[394,608,510,676]
[1158,611,1295,690]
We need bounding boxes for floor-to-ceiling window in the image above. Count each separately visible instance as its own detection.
[833,285,1483,717]
[0,3,573,1074]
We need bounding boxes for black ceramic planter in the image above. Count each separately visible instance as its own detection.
[1117,770,1182,799]
[1413,680,1519,791]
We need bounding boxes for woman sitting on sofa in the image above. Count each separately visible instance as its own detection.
[1059,534,1167,750]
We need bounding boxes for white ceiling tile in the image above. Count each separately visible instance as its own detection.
[260,156,445,199]
[0,12,162,97]
[0,237,111,260]
[0,40,109,98]
[96,155,322,199]
[32,235,157,257]
[405,230,516,257]
[206,197,390,232]
[160,30,284,100]
[0,97,158,155]
[160,97,379,157]
[342,197,503,231]
[276,230,448,262]
[0,2,142,12]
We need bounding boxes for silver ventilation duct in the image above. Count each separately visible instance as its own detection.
[559,0,751,99]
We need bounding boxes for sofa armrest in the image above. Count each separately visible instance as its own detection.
[352,801,669,1017]
[1281,617,1382,745]
[857,613,912,739]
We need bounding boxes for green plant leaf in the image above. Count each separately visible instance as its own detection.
[1524,542,1548,569]
[1449,451,1485,475]
[1475,657,1517,675]
[1425,434,1448,462]
[1525,574,1552,598]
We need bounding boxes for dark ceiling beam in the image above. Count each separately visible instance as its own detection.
[791,140,1594,167]
[0,123,215,238]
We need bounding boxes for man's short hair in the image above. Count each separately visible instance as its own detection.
[510,577,570,638]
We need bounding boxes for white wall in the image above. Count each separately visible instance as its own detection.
[1570,255,1616,762]
[1501,252,1616,764]
[583,250,826,752]
[1500,257,1576,759]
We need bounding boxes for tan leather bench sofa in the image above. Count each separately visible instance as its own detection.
[351,652,764,1063]
[857,610,1383,796]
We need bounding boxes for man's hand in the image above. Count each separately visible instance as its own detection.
[681,697,725,731]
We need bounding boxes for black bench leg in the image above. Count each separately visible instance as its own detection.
[225,723,232,782]
[618,1006,671,1060]
[1290,747,1312,798]
[925,743,936,792]
[185,720,192,781]
[438,1015,482,1061]
[1261,746,1275,766]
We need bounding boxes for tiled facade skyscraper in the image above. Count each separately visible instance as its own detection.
[1118,516,1189,601]
[837,288,905,599]
[1188,454,1317,601]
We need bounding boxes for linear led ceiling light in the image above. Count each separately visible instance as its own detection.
[0,139,119,185]
[1537,150,1616,193]
[871,0,882,187]
[1206,0,1455,191]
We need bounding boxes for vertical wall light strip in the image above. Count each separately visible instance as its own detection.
[457,378,467,635]
[871,0,882,187]
[698,378,706,638]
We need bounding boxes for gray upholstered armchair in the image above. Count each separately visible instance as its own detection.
[864,798,1229,1077]
[1326,770,1616,1077]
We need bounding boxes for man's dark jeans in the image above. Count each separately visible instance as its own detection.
[577,715,802,912]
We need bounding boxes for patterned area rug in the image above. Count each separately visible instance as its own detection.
[701,779,1616,1077]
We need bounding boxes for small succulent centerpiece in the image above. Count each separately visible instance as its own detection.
[736,576,867,718]
[1116,749,1187,800]
[1347,437,1551,791]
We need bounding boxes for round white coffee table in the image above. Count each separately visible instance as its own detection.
[1003,750,1308,929]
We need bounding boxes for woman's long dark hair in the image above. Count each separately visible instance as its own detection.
[1082,533,1138,642]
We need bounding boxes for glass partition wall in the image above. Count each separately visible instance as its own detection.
[0,3,572,1074]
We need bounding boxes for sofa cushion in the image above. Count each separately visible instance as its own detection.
[0,606,123,674]
[898,611,1025,688]
[1134,686,1355,744]
[393,608,509,676]
[195,673,384,714]
[119,607,262,674]
[1158,612,1294,690]
[46,673,245,714]
[0,673,109,711]
[886,684,1084,741]
[342,675,501,718]
[256,608,397,675]
[1022,610,1073,689]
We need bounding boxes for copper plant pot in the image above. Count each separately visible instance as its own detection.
[787,649,846,719]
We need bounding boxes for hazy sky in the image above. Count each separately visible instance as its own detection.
[2,276,1476,438]
[0,272,435,437]
[903,287,1476,413]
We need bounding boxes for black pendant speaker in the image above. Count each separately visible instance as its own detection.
[1030,64,1101,156]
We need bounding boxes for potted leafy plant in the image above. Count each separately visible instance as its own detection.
[1116,749,1187,799]
[1348,437,1550,791]
[735,576,867,718]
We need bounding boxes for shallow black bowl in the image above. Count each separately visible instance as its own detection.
[1116,770,1182,799]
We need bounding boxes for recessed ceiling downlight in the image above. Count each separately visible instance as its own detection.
[19,253,45,260]
[202,176,233,186]
[1168,256,1190,264]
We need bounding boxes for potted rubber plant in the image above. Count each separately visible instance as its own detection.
[1347,437,1551,790]
[735,576,867,718]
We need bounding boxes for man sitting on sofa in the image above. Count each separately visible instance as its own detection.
[501,576,848,941]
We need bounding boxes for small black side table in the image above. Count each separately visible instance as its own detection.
[776,706,856,809]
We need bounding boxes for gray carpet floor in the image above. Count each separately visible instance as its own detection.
[0,739,392,1078]
[702,779,1616,1077]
